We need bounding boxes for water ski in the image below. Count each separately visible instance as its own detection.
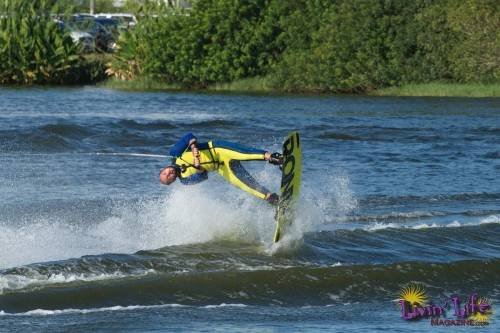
[273,131,302,243]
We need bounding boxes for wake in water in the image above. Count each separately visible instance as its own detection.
[269,169,358,254]
[5,161,499,271]
[2,257,499,313]
[3,158,500,315]
[0,187,267,269]
[0,166,357,269]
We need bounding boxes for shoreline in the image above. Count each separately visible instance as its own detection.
[100,78,500,98]
[2,79,499,98]
[371,83,500,98]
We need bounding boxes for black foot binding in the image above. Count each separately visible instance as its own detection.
[266,193,279,206]
[268,152,283,166]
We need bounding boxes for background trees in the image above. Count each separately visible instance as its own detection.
[1,0,498,90]
[110,0,499,91]
[0,0,80,84]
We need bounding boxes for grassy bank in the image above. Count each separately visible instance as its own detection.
[208,77,277,93]
[101,76,277,93]
[101,77,183,91]
[372,83,500,98]
[103,77,500,98]
[107,1,500,95]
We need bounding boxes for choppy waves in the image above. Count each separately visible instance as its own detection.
[1,89,500,321]
[0,303,248,317]
[1,257,498,314]
[0,118,243,153]
[1,214,499,313]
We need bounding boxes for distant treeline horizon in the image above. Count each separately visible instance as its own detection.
[1,0,499,93]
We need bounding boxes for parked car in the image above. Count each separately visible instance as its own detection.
[94,13,137,30]
[68,16,118,52]
[94,17,120,51]
[54,19,95,53]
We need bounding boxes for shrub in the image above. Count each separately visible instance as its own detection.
[109,0,286,87]
[0,0,82,84]
[101,0,500,91]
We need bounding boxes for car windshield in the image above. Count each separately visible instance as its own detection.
[69,19,98,32]
[95,19,119,35]
[95,19,117,27]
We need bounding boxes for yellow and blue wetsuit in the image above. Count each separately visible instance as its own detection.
[169,133,271,200]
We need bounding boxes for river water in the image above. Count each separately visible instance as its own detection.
[0,87,499,332]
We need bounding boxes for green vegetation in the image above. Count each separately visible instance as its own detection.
[208,77,275,93]
[108,0,499,95]
[101,75,277,93]
[101,76,182,91]
[0,0,80,84]
[372,83,500,98]
[80,54,113,83]
[0,0,111,85]
[1,0,499,95]
[109,0,281,87]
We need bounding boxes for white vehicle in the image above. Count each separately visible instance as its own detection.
[54,19,95,53]
[69,30,95,53]
[93,13,137,29]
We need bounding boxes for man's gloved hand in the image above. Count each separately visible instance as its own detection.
[266,193,279,206]
[268,152,283,166]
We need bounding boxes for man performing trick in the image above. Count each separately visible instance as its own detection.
[159,133,283,205]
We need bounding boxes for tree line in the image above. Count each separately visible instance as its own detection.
[1,0,499,92]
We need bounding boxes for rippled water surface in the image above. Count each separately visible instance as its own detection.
[1,87,499,332]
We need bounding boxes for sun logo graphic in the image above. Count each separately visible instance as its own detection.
[398,283,445,320]
[469,297,493,323]
[450,293,493,324]
[400,283,427,307]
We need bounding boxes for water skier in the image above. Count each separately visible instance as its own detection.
[159,133,283,205]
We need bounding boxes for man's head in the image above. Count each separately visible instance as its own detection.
[159,166,178,185]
